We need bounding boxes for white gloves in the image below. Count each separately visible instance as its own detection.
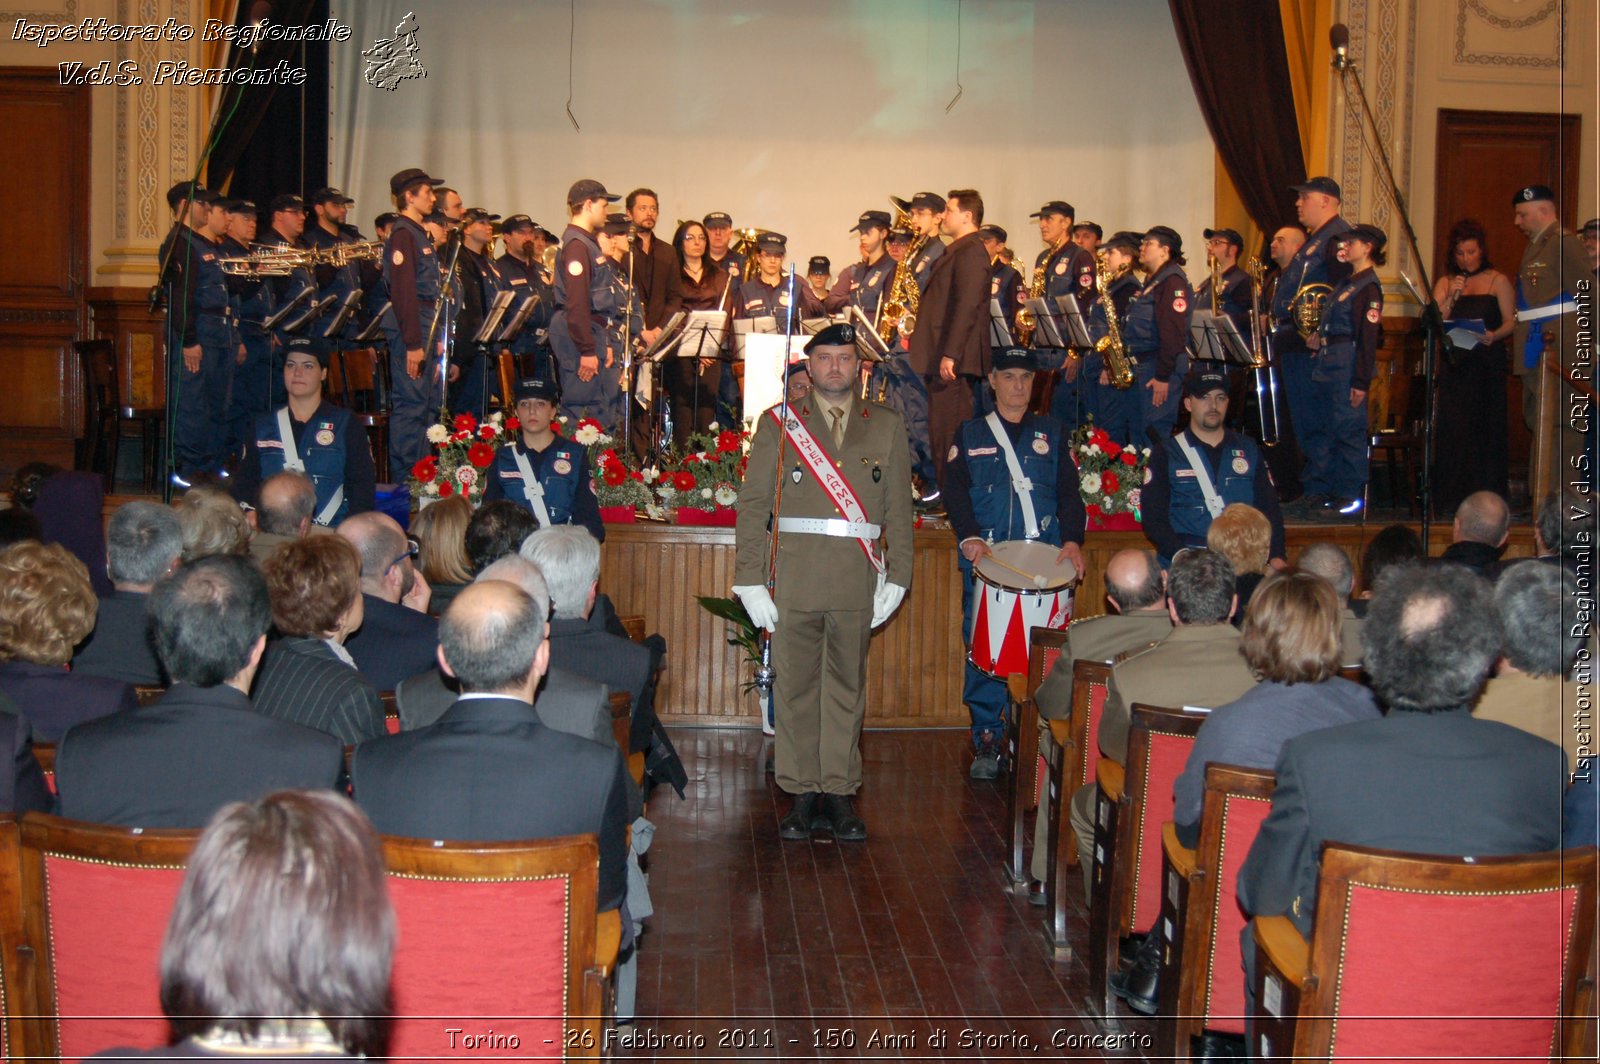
[871,582,908,628]
[732,584,778,632]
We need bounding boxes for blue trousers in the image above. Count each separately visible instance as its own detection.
[549,313,623,435]
[448,352,493,422]
[880,354,935,485]
[383,325,444,483]
[1280,349,1328,496]
[960,563,1009,748]
[1135,353,1189,443]
[225,329,274,458]
[1309,342,1370,501]
[173,318,236,477]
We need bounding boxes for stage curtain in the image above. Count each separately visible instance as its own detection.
[1279,0,1337,179]
[200,0,320,192]
[1167,0,1307,239]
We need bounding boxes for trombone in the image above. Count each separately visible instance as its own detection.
[1245,257,1282,445]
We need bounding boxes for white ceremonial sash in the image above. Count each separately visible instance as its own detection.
[276,408,342,526]
[1173,432,1226,519]
[771,407,886,575]
[509,445,554,527]
[985,412,1040,540]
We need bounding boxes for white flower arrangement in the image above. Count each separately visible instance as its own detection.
[714,484,738,507]
[425,424,449,444]
[1080,471,1102,495]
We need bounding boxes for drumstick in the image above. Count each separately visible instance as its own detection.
[985,554,1050,589]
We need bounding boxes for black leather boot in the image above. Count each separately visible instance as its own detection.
[780,792,820,840]
[1108,927,1162,1014]
[822,793,867,841]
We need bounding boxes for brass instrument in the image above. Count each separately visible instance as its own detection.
[1093,251,1135,389]
[879,197,926,344]
[311,239,382,268]
[1014,244,1053,347]
[217,243,313,276]
[539,244,558,284]
[1207,253,1222,317]
[1245,256,1282,444]
[730,227,771,282]
[1289,281,1333,341]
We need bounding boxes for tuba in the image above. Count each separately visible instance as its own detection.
[1093,252,1135,389]
[1289,282,1332,341]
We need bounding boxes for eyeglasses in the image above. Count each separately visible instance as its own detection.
[387,538,420,572]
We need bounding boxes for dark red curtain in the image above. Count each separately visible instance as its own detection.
[1168,0,1307,240]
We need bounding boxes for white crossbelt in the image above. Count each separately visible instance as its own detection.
[1172,431,1227,519]
[275,408,343,526]
[509,445,553,527]
[985,411,1040,540]
[777,517,883,539]
[1517,299,1577,324]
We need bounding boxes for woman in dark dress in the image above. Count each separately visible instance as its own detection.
[667,220,735,448]
[1432,219,1515,509]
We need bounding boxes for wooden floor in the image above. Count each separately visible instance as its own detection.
[628,727,1158,1060]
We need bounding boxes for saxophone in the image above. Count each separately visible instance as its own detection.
[1094,251,1135,389]
[879,228,927,345]
[1014,247,1052,347]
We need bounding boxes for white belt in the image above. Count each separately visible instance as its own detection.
[1517,300,1577,324]
[777,517,882,539]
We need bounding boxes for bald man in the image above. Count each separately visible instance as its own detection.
[352,579,631,913]
[1439,490,1511,581]
[248,471,317,565]
[1027,549,1173,892]
[338,511,438,689]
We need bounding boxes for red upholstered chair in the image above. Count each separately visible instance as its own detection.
[379,690,400,735]
[1251,843,1598,1062]
[1088,702,1206,1018]
[0,816,23,1060]
[382,833,621,1061]
[14,814,196,1062]
[1157,764,1276,1061]
[1040,658,1112,956]
[1003,626,1069,888]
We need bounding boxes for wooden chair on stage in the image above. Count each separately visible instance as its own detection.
[1156,764,1276,1061]
[1002,626,1069,889]
[328,347,390,478]
[1037,658,1112,958]
[5,814,195,1062]
[1250,843,1597,1062]
[1088,702,1207,1020]
[383,833,620,1060]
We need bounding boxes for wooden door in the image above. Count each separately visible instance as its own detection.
[1434,109,1581,482]
[0,69,89,477]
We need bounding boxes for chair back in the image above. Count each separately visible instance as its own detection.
[382,833,608,1060]
[1192,764,1276,1035]
[618,614,647,643]
[1027,627,1069,805]
[1068,659,1112,790]
[16,814,196,1062]
[28,745,54,796]
[498,350,518,415]
[134,684,165,707]
[379,690,400,735]
[73,340,118,485]
[1301,843,1597,1061]
[1123,703,1205,934]
[0,816,21,1060]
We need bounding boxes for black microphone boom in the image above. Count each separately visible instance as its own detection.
[1330,22,1350,70]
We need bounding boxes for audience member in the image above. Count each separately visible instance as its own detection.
[0,688,51,815]
[1295,542,1363,666]
[395,555,613,747]
[0,509,42,549]
[1354,523,1423,609]
[410,494,474,614]
[7,462,57,510]
[337,511,437,690]
[247,471,317,566]
[1534,490,1593,573]
[175,486,252,562]
[1069,549,1255,897]
[1238,563,1564,1036]
[253,536,385,743]
[34,470,114,596]
[465,499,538,575]
[91,790,392,1059]
[1205,503,1272,621]
[55,555,343,828]
[1473,561,1584,770]
[1439,490,1510,580]
[0,541,135,741]
[351,579,631,914]
[73,501,182,685]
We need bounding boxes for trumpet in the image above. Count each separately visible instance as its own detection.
[309,239,383,268]
[217,244,313,276]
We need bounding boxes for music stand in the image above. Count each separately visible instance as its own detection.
[353,302,390,344]
[1053,295,1094,350]
[1024,296,1069,349]
[473,290,516,345]
[321,290,364,340]
[638,311,689,456]
[261,287,314,332]
[1211,314,1255,366]
[283,294,340,336]
[496,293,539,346]
[847,306,891,363]
[988,298,1017,348]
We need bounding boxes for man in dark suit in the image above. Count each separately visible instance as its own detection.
[0,689,51,815]
[72,500,182,686]
[351,578,630,913]
[908,188,991,483]
[337,511,438,690]
[1438,490,1511,580]
[55,555,344,829]
[1237,563,1565,1037]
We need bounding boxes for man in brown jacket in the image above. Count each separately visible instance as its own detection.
[910,189,992,482]
[619,187,683,347]
[734,323,915,842]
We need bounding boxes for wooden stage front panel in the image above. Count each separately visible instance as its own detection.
[599,521,1535,728]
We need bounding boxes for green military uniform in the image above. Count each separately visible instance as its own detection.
[1029,608,1173,883]
[734,398,915,796]
[1068,622,1257,894]
[1515,221,1591,495]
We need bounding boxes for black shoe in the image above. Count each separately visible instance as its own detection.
[969,731,1001,780]
[1193,1031,1247,1060]
[1117,932,1147,966]
[1028,880,1047,907]
[1108,930,1161,1015]
[822,793,867,841]
[780,792,820,840]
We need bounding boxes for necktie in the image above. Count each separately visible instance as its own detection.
[829,406,845,449]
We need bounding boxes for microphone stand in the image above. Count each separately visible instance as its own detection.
[1333,41,1447,549]
[428,231,465,422]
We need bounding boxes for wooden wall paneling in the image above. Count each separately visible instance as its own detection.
[0,69,89,477]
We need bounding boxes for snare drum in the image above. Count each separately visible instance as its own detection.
[968,540,1076,677]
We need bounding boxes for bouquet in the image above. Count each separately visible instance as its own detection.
[656,424,750,513]
[1072,421,1151,520]
[570,417,653,510]
[409,411,516,505]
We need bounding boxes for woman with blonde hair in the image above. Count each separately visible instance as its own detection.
[409,495,473,614]
[0,541,137,740]
[175,487,252,562]
[1206,502,1272,620]
[1171,570,1379,845]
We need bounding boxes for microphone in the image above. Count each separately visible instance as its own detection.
[1330,22,1350,70]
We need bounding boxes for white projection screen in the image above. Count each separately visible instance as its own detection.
[330,0,1214,276]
